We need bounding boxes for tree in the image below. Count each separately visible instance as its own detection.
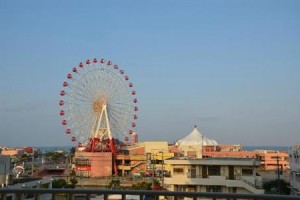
[108,180,121,189]
[67,178,78,188]
[52,179,67,188]
[263,179,290,195]
[131,182,152,190]
[152,179,163,190]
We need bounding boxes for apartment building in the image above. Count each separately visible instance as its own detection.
[289,144,300,196]
[164,157,264,194]
[0,155,11,187]
[256,150,289,170]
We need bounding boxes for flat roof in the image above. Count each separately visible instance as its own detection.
[165,157,260,166]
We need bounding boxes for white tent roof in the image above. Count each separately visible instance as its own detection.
[203,136,218,146]
[176,126,218,146]
[177,126,203,146]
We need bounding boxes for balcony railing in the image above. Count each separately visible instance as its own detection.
[0,189,299,200]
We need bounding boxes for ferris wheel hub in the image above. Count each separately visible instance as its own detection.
[92,98,107,113]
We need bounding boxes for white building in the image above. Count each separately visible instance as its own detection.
[0,155,10,187]
[289,144,300,196]
[164,157,264,194]
[176,126,217,158]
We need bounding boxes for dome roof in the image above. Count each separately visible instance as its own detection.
[176,126,218,146]
[203,136,218,146]
[177,126,203,146]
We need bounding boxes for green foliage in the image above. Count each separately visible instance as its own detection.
[69,177,78,188]
[263,179,290,195]
[52,179,67,188]
[52,178,78,189]
[108,180,121,189]
[131,182,152,190]
[69,147,76,154]
[69,169,76,177]
[45,152,64,162]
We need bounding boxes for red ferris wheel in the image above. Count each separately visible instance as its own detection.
[59,58,138,153]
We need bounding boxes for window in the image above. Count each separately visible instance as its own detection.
[271,156,280,160]
[232,187,237,193]
[173,168,184,174]
[206,186,222,192]
[75,159,91,166]
[242,168,253,176]
[208,165,220,176]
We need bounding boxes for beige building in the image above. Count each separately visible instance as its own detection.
[164,157,264,194]
[289,144,300,196]
[0,155,10,187]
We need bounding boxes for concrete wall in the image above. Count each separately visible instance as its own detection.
[0,155,10,187]
[75,152,112,177]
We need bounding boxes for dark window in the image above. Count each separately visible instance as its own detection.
[191,165,196,178]
[206,186,222,192]
[208,165,220,176]
[232,187,237,193]
[242,168,253,176]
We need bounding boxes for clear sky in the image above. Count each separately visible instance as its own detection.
[0,0,299,147]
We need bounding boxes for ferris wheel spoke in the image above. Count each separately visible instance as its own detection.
[71,104,94,129]
[108,106,131,118]
[108,110,131,131]
[108,109,127,121]
[73,68,98,100]
[108,110,128,123]
[108,94,130,104]
[105,74,123,96]
[70,85,95,103]
[71,83,95,101]
[108,115,127,136]
[109,107,131,119]
[108,102,129,112]
[68,93,91,104]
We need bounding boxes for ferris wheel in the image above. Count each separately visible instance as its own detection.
[59,58,138,152]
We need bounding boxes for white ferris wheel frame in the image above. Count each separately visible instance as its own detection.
[59,59,137,145]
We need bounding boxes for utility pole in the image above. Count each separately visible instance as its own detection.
[276,155,280,194]
[160,150,164,188]
[151,153,155,187]
[31,149,34,178]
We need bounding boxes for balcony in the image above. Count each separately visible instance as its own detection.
[164,175,263,193]
[0,188,299,200]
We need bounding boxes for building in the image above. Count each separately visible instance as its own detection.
[164,157,264,194]
[175,126,218,158]
[0,147,24,157]
[203,151,257,159]
[256,150,289,170]
[289,144,300,196]
[73,141,174,177]
[3,177,53,199]
[0,155,11,187]
[74,152,112,177]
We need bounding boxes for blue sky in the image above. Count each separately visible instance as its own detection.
[0,0,299,147]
